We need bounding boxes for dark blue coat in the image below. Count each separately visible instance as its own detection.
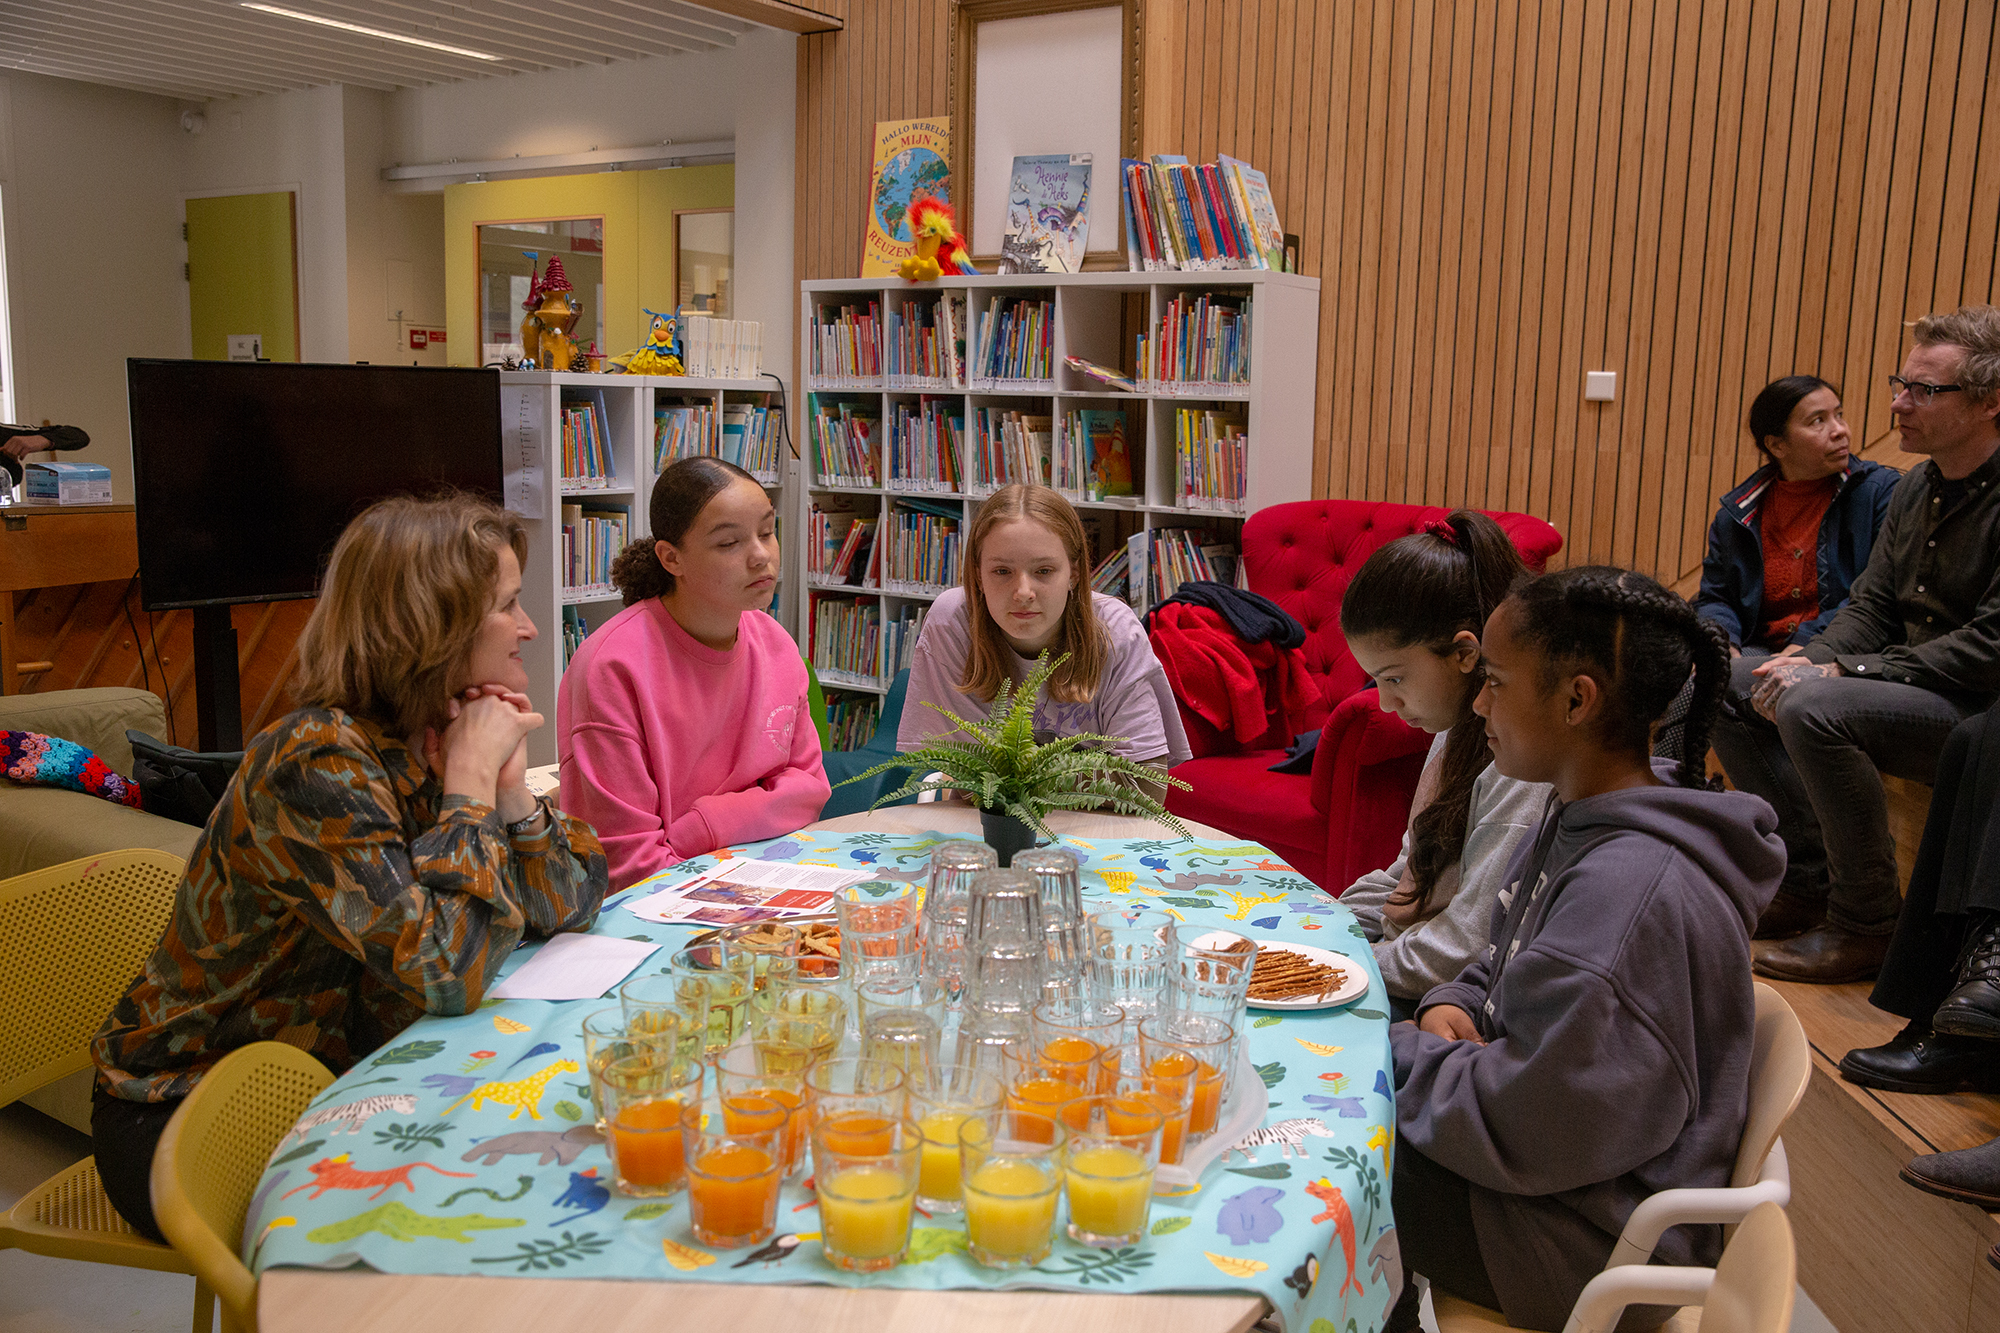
[1695,458,1899,650]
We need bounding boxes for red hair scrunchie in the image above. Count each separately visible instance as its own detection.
[1424,519,1459,547]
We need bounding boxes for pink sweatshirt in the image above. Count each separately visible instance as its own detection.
[556,598,830,890]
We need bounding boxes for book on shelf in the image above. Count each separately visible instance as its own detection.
[882,499,961,591]
[822,690,882,752]
[862,117,952,278]
[884,294,966,388]
[969,407,1052,494]
[884,603,928,677]
[808,496,877,586]
[1063,355,1139,395]
[562,606,590,667]
[809,300,884,383]
[560,390,616,487]
[810,593,883,681]
[887,397,964,492]
[973,295,1055,383]
[720,401,781,483]
[561,500,630,593]
[810,398,881,487]
[999,153,1092,274]
[1174,406,1248,512]
[1090,545,1130,599]
[654,402,719,471]
[1137,292,1252,390]
[1125,526,1243,610]
[1056,407,1135,501]
[1121,152,1287,273]
[680,316,762,380]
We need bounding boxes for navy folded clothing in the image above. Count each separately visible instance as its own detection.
[1269,728,1320,774]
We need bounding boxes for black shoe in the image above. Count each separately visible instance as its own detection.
[1837,1021,2000,1094]
[1382,1274,1422,1333]
[1753,891,1825,941]
[1932,916,2000,1042]
[1900,1135,2000,1208]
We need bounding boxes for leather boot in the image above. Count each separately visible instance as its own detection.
[1753,890,1825,941]
[1900,1134,2000,1208]
[1838,1021,2000,1094]
[1752,924,1890,984]
[1932,914,2000,1042]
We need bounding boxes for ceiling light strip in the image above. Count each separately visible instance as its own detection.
[239,2,501,61]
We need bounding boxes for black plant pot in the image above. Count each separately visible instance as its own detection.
[979,809,1038,867]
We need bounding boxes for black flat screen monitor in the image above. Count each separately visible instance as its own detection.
[127,361,504,610]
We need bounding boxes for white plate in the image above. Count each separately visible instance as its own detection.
[1244,943,1369,1010]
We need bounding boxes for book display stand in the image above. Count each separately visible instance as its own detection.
[500,370,789,767]
[793,272,1319,733]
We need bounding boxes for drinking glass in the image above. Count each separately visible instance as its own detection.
[924,841,999,1000]
[810,1118,923,1272]
[1138,1011,1234,1140]
[1058,1093,1164,1245]
[836,882,923,987]
[1029,997,1126,1091]
[580,1007,679,1129]
[1087,907,1175,1029]
[803,1057,908,1158]
[596,1054,703,1197]
[1166,925,1254,1091]
[617,973,706,1064]
[905,1063,1005,1214]
[953,1008,1030,1085]
[963,922,1044,1016]
[718,921,801,990]
[683,1092,785,1247]
[967,868,1042,947]
[959,1110,1066,1269]
[669,941,756,1055]
[714,1045,809,1177]
[749,983,845,1075]
[856,976,948,1075]
[1001,1042,1088,1127]
[1013,847,1086,998]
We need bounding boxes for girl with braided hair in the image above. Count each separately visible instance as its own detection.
[1384,566,1786,1333]
[1337,510,1550,1017]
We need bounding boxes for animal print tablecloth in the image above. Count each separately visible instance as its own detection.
[248,829,1400,1333]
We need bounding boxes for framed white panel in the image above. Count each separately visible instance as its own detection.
[971,6,1122,258]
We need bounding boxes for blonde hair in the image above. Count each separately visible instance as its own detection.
[959,485,1108,704]
[293,493,528,737]
[1912,305,2000,404]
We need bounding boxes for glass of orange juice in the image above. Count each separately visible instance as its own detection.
[959,1109,1066,1269]
[906,1062,1004,1214]
[804,1057,907,1162]
[1138,1012,1232,1141]
[1030,997,1126,1089]
[682,1092,785,1247]
[714,1046,809,1178]
[1000,1044,1085,1138]
[597,1054,703,1197]
[810,1117,923,1272]
[1058,1092,1163,1245]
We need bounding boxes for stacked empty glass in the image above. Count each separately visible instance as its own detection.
[1012,846,1088,1001]
[919,841,998,1004]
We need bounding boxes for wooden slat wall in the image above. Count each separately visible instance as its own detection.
[795,0,2000,583]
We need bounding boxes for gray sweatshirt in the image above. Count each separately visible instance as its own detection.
[1341,733,1551,1000]
[1389,764,1784,1331]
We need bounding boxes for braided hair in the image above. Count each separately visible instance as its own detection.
[1340,510,1529,911]
[1506,566,1731,789]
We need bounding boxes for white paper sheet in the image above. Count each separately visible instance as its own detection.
[489,932,662,1001]
[625,859,877,926]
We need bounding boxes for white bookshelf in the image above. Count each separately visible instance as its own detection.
[792,272,1320,698]
[499,370,794,766]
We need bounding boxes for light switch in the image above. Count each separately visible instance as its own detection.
[1584,371,1617,402]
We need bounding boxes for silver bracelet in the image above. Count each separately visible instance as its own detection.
[506,802,549,837]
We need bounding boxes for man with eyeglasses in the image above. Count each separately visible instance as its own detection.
[1709,305,2000,999]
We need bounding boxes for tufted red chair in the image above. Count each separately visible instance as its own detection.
[1165,500,1563,891]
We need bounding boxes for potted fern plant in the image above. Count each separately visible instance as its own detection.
[832,651,1192,864]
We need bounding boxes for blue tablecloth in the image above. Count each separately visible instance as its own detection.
[249,829,1399,1333]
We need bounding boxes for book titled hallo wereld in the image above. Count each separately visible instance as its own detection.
[862,117,952,277]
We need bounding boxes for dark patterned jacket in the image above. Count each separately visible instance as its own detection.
[93,707,608,1102]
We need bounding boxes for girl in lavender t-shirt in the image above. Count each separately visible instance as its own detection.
[897,485,1192,770]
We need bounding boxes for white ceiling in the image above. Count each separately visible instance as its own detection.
[0,0,753,102]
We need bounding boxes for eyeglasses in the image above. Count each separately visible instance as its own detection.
[1887,375,1965,405]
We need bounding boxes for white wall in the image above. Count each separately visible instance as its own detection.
[341,88,447,368]
[0,72,186,505]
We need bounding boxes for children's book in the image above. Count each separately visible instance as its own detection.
[862,117,953,277]
[1081,410,1134,497]
[999,154,1093,274]
[1222,154,1287,272]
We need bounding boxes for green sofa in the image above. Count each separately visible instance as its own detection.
[0,687,203,880]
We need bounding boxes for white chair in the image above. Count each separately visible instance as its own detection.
[1560,1200,1796,1333]
[1434,983,1811,1332]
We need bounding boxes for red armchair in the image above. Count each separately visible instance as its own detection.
[1164,500,1563,891]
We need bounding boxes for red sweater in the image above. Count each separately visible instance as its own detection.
[1756,476,1838,648]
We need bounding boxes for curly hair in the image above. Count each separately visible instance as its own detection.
[1340,510,1529,913]
[1506,565,1731,789]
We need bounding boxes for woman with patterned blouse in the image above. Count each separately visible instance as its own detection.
[90,493,609,1242]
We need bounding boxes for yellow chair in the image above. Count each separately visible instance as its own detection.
[151,1041,333,1333]
[0,850,214,1331]
[1434,983,1813,1332]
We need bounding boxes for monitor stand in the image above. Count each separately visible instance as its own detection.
[192,604,243,752]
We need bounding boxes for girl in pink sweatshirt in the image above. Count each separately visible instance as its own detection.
[558,458,829,889]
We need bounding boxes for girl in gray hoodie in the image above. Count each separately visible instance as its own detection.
[1386,567,1785,1332]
